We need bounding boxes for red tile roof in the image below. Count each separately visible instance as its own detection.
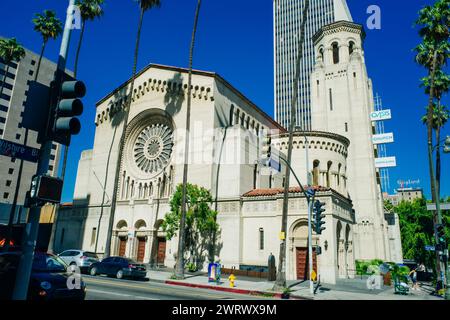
[243,186,332,197]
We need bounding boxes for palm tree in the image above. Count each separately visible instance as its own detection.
[175,0,202,280]
[421,69,450,198]
[421,104,449,196]
[48,0,105,254]
[0,38,25,98]
[103,0,162,258]
[414,0,450,295]
[273,0,310,291]
[32,10,63,80]
[73,0,104,78]
[0,38,25,252]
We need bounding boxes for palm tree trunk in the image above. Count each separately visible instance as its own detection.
[426,51,443,287]
[175,0,202,280]
[34,41,47,81]
[104,7,145,258]
[273,0,309,291]
[73,20,86,79]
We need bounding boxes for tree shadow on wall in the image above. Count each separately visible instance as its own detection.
[186,226,223,272]
[164,72,185,117]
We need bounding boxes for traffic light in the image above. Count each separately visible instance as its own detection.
[261,135,272,166]
[51,80,86,146]
[28,175,63,206]
[313,200,326,235]
[435,224,446,245]
[444,136,450,154]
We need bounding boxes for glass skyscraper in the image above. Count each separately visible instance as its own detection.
[273,0,352,130]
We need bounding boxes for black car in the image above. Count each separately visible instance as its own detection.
[89,257,147,280]
[0,251,86,301]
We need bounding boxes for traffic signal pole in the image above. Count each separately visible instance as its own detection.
[12,0,76,300]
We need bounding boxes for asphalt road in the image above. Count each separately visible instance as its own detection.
[83,275,271,300]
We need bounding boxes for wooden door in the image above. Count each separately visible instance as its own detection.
[296,247,318,280]
[157,238,166,265]
[137,237,146,262]
[118,238,127,257]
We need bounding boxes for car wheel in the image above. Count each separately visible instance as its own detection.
[90,267,97,276]
[116,269,123,279]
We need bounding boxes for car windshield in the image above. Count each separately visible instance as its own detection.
[33,254,67,273]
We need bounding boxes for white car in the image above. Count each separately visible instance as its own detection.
[58,250,99,273]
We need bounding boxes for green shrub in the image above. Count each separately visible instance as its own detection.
[186,262,198,273]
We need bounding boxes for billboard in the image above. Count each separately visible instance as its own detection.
[370,109,392,121]
[372,133,394,144]
[375,157,397,168]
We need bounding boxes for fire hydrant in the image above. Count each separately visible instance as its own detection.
[228,274,236,288]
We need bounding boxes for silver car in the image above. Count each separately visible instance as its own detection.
[58,250,99,273]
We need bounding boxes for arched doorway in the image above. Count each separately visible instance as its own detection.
[149,219,167,267]
[345,224,354,278]
[336,221,346,278]
[115,220,128,257]
[291,220,319,281]
[134,220,148,263]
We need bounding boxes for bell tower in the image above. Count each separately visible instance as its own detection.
[310,21,391,262]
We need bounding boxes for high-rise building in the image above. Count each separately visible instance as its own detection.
[0,42,62,224]
[273,0,352,130]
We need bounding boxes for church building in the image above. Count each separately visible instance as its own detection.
[54,21,402,285]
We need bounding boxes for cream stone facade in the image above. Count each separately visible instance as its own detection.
[54,21,402,285]
[310,21,402,262]
[54,62,361,284]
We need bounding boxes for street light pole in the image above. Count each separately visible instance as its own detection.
[12,0,76,300]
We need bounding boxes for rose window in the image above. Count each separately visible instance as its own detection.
[133,124,173,173]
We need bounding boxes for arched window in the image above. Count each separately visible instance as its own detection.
[259,228,264,250]
[313,160,320,186]
[326,161,332,188]
[230,104,235,125]
[349,41,355,55]
[337,164,342,186]
[332,42,339,64]
[319,47,324,61]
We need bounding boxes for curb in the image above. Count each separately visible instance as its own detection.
[164,280,311,300]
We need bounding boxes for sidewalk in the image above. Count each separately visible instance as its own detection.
[145,268,442,300]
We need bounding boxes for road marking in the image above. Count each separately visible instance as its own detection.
[87,288,157,300]
[84,277,227,299]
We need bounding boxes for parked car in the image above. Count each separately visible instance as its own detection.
[0,251,86,300]
[89,257,147,280]
[58,250,99,273]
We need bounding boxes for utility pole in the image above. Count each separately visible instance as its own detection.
[12,0,76,300]
[303,133,314,295]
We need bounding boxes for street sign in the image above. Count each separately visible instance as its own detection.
[375,156,397,168]
[372,133,394,144]
[427,203,450,211]
[425,245,435,251]
[0,139,39,163]
[370,109,392,121]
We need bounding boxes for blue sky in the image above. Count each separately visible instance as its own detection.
[1,0,449,201]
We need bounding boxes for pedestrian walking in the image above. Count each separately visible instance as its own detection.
[409,268,418,290]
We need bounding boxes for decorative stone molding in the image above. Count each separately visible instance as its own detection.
[131,77,214,104]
